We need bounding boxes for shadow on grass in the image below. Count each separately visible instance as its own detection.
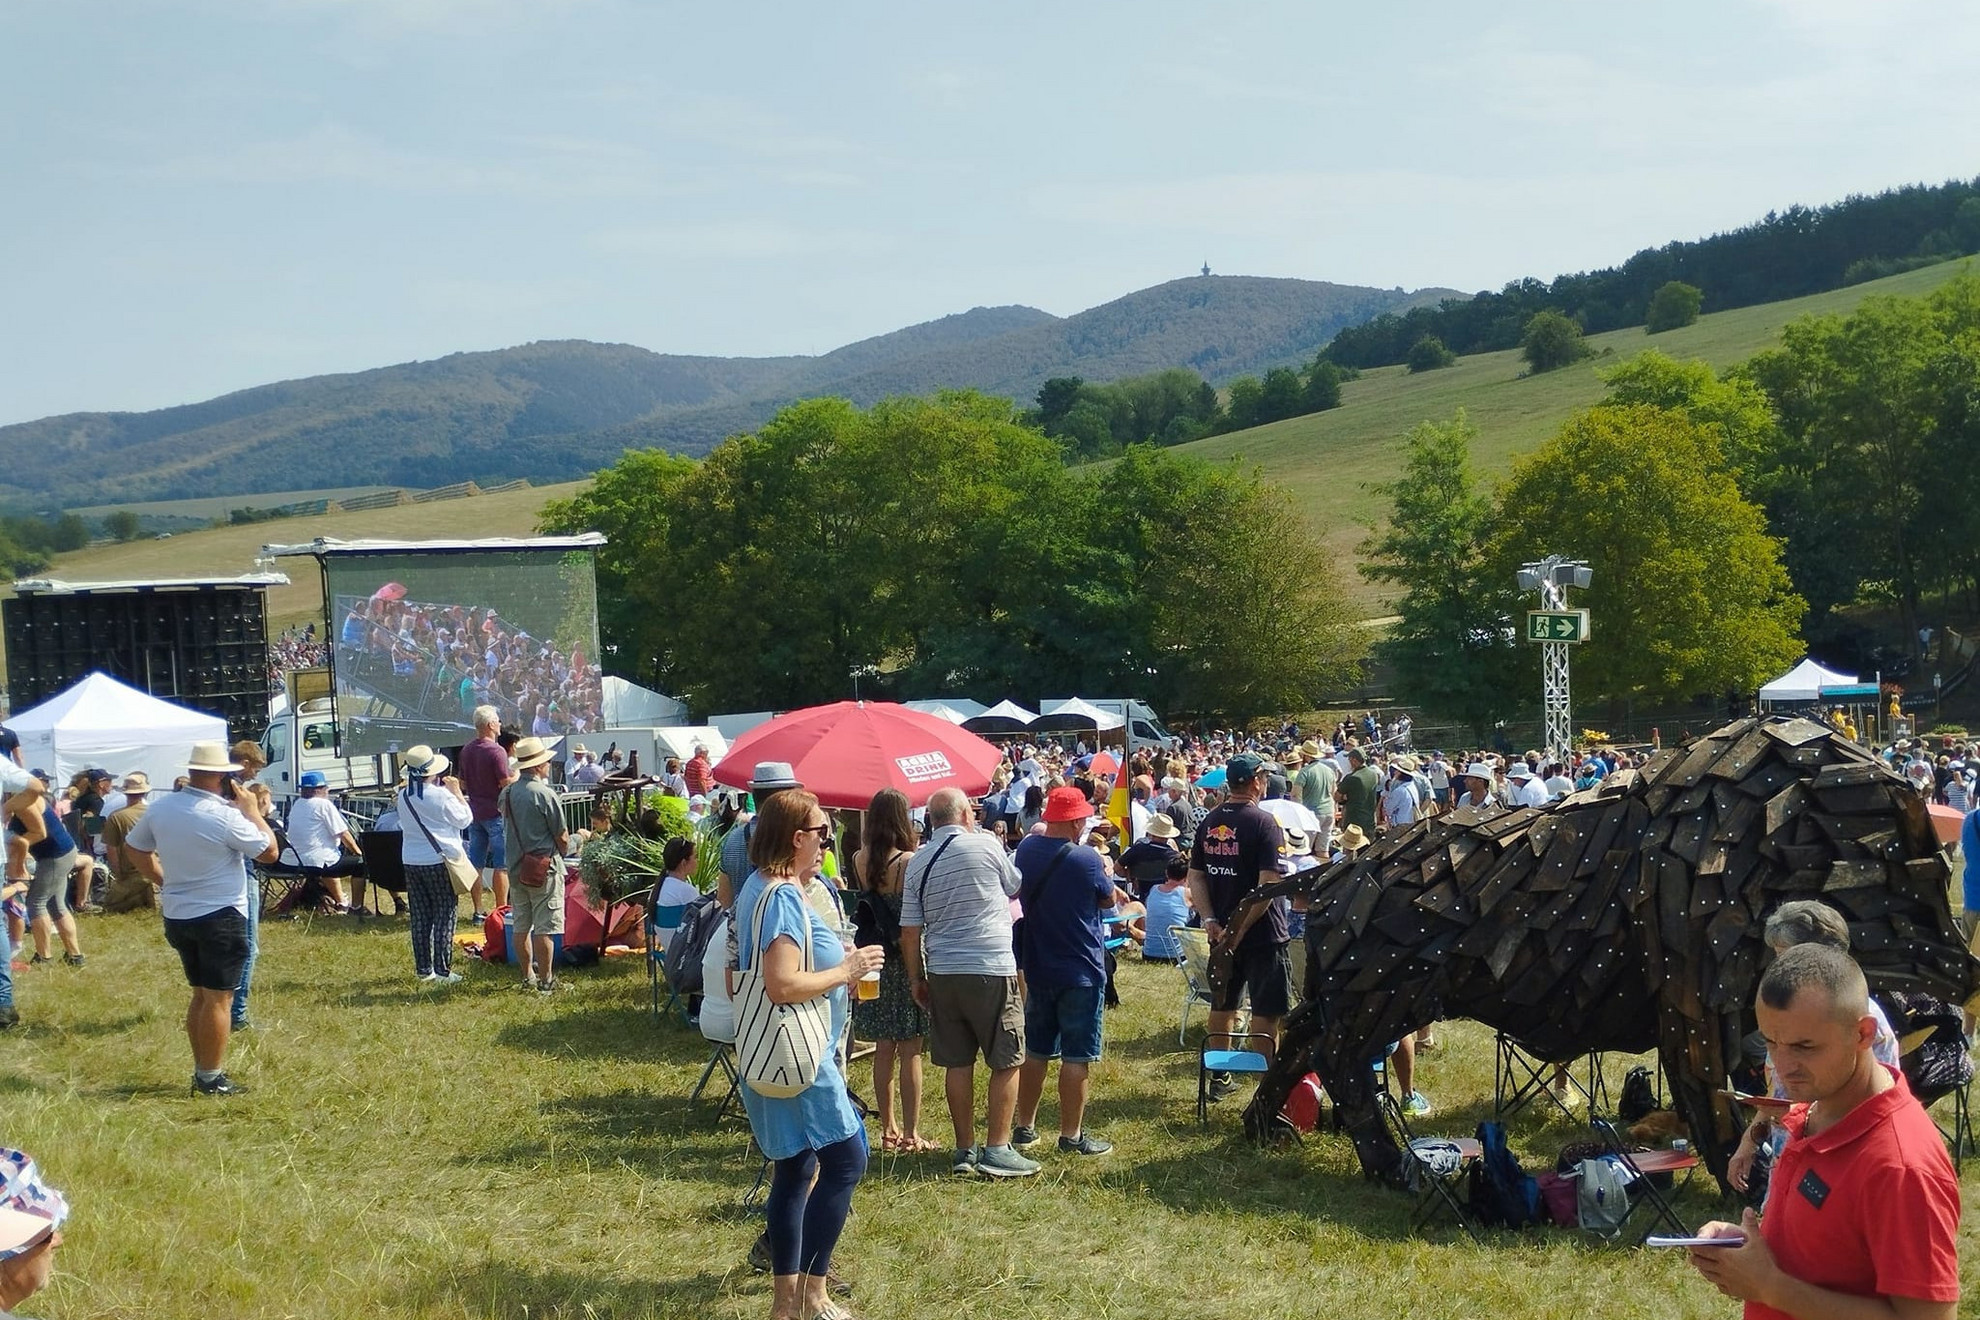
[61,1011,155,1038]
[494,1005,710,1064]
[409,1261,737,1320]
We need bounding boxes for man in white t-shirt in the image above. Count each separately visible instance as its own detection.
[1507,766,1549,809]
[284,774,363,908]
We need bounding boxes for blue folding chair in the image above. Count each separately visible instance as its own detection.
[647,901,690,1023]
[1198,1031,1277,1125]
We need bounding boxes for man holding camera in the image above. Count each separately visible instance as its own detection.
[124,742,277,1096]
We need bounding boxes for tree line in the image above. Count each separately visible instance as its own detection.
[1367,271,1980,734]
[539,391,1362,720]
[1027,357,1354,460]
[1325,179,1980,370]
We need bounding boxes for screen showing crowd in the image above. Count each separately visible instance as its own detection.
[327,549,602,756]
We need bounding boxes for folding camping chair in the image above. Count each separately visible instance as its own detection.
[256,827,348,916]
[1379,1088,1483,1242]
[1172,925,1216,1045]
[647,900,690,1023]
[1197,1031,1275,1125]
[1898,1018,1977,1171]
[1588,1117,1699,1244]
[690,1039,742,1123]
[1494,1031,1608,1122]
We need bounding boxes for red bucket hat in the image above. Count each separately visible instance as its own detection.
[1042,785,1094,823]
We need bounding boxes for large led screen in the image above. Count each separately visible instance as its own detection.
[327,548,602,756]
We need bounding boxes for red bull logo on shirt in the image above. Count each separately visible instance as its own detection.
[1201,822,1239,856]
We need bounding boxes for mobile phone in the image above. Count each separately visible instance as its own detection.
[1646,1235,1745,1248]
[220,774,238,799]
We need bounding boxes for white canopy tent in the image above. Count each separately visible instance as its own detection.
[600,676,688,728]
[1758,658,1862,705]
[1033,697,1126,731]
[902,699,988,725]
[9,672,227,794]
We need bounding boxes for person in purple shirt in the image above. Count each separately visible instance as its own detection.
[456,705,513,921]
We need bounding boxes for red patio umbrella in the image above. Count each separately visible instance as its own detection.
[1926,801,1965,846]
[1088,749,1120,778]
[712,701,1005,810]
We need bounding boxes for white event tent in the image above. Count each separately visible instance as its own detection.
[1757,658,1863,705]
[9,672,228,793]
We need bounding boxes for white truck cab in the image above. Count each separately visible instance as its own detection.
[260,697,392,804]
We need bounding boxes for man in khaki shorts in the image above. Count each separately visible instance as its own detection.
[900,787,1036,1178]
[500,737,568,994]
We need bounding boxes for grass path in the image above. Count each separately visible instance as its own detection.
[3,909,1972,1318]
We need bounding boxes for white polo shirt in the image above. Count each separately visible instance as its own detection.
[0,760,34,797]
[126,787,270,920]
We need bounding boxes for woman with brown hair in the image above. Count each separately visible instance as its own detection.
[851,787,931,1154]
[735,788,883,1320]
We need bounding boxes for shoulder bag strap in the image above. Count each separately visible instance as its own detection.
[1025,841,1076,908]
[744,877,810,975]
[911,834,961,912]
[401,789,447,855]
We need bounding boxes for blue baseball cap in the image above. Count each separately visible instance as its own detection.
[298,771,328,790]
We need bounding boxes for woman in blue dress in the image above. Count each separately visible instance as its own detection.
[734,788,884,1320]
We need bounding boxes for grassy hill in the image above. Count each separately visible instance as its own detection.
[0,277,1437,510]
[1178,258,1974,611]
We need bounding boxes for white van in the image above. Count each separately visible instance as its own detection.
[1041,698,1176,760]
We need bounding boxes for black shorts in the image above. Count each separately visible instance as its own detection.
[1212,941,1293,1018]
[163,907,251,992]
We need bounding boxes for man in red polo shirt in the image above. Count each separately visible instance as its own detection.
[1688,944,1959,1320]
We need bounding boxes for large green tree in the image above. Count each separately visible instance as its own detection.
[1745,274,1980,645]
[1488,405,1804,715]
[1360,412,1522,736]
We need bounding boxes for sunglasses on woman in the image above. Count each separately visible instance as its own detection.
[797,822,834,843]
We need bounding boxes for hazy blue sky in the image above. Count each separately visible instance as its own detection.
[4,0,1977,422]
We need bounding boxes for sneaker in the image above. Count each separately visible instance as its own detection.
[191,1073,248,1097]
[1403,1090,1431,1117]
[0,1005,18,1029]
[1207,1071,1240,1102]
[973,1144,1041,1178]
[26,954,48,966]
[950,1147,978,1177]
[231,1018,254,1032]
[522,975,540,992]
[433,971,463,985]
[537,979,557,995]
[746,1231,771,1273]
[417,973,439,983]
[1058,1132,1113,1156]
[1010,1124,1040,1149]
[62,953,84,967]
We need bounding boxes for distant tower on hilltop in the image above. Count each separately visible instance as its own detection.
[1201,261,1211,277]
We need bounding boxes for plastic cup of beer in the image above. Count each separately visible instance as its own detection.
[856,969,880,1000]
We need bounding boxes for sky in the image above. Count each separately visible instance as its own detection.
[4,0,1978,424]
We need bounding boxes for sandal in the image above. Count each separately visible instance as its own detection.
[879,1132,906,1153]
[908,1135,940,1153]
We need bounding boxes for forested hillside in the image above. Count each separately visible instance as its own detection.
[0,277,1433,509]
[1325,178,1980,368]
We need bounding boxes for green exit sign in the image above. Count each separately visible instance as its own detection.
[1527,609,1589,642]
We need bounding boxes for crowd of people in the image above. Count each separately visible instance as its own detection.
[0,701,1968,1320]
[334,588,605,739]
[267,625,328,692]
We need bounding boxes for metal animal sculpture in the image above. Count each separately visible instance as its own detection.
[1239,717,1980,1187]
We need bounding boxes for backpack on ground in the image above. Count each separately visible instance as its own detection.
[665,893,724,996]
[1574,1156,1632,1237]
[1466,1121,1539,1229]
[1616,1065,1658,1122]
